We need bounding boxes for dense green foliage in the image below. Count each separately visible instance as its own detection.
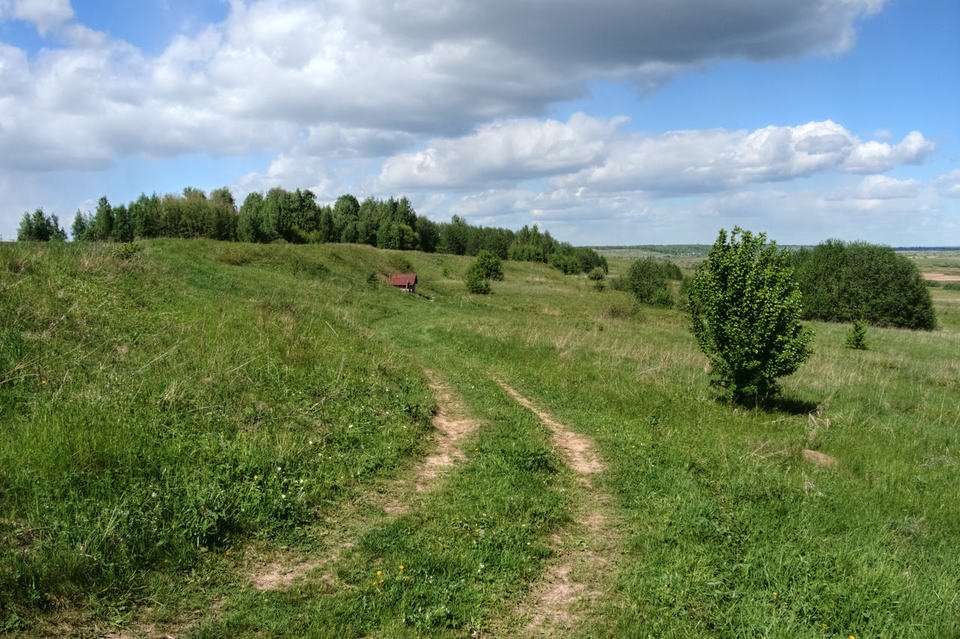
[16,209,66,242]
[688,227,813,403]
[465,251,501,294]
[793,240,936,330]
[615,257,681,306]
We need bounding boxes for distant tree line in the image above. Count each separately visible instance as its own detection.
[19,187,606,275]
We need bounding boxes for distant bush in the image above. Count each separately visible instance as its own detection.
[943,282,960,291]
[473,250,504,281]
[587,267,606,281]
[619,258,680,307]
[793,241,935,330]
[465,266,491,294]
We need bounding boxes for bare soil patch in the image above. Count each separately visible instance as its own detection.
[802,448,839,468]
[923,272,960,282]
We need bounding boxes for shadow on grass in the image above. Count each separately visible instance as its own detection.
[763,395,819,415]
[735,394,819,415]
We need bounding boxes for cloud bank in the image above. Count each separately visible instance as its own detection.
[2,0,955,245]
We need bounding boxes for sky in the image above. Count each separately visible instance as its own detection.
[1,0,958,246]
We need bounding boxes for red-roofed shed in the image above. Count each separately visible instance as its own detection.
[390,272,418,292]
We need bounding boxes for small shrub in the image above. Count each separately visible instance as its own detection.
[587,267,606,281]
[465,266,491,294]
[473,250,504,281]
[845,320,868,350]
[943,282,960,291]
[389,255,414,273]
[112,242,144,261]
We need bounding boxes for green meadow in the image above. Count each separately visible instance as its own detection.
[1,239,958,637]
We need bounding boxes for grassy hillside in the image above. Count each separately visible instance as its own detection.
[1,240,958,637]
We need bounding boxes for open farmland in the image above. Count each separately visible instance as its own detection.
[1,240,958,637]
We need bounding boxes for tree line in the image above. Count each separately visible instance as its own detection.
[16,187,607,275]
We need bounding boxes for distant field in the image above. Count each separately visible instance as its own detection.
[2,240,958,637]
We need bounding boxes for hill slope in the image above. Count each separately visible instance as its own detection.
[1,240,958,637]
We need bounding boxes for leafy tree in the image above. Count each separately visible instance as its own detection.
[130,193,162,238]
[793,240,935,330]
[209,187,239,240]
[237,192,265,242]
[110,204,134,242]
[333,194,360,243]
[508,225,556,262]
[687,227,813,404]
[416,216,440,253]
[439,215,471,255]
[71,210,89,241]
[17,209,67,242]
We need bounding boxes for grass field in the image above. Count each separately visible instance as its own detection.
[1,240,958,637]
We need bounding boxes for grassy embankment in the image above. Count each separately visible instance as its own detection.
[1,239,958,637]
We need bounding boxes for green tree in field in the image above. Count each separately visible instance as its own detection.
[71,210,89,240]
[793,240,935,330]
[621,257,679,306]
[465,252,500,294]
[687,227,813,404]
[465,265,491,294]
[89,196,114,241]
[473,250,504,281]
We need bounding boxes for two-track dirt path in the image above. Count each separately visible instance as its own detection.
[495,379,622,637]
[105,372,620,638]
[250,368,482,592]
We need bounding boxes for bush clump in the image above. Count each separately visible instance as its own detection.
[473,250,504,281]
[617,258,681,307]
[793,241,935,330]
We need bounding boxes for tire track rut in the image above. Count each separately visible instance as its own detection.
[495,379,621,637]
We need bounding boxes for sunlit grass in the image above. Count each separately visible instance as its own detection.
[2,239,957,636]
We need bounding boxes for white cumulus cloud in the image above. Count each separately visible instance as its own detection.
[841,131,934,173]
[548,122,932,195]
[0,0,73,34]
[380,113,627,189]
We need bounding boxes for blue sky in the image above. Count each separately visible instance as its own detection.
[1,0,957,245]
